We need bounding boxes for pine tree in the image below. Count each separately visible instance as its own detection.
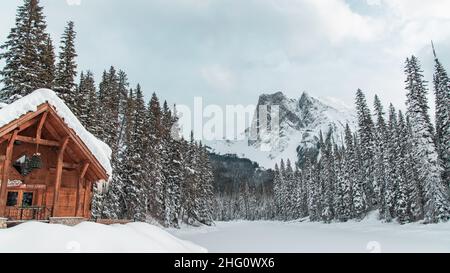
[373,95,388,216]
[77,70,97,133]
[273,163,282,217]
[320,133,335,223]
[98,67,121,162]
[355,89,376,208]
[54,21,77,108]
[395,109,411,224]
[40,36,56,89]
[351,133,368,219]
[404,115,424,221]
[145,93,165,223]
[91,182,105,220]
[293,165,305,219]
[432,47,450,187]
[334,144,351,221]
[0,0,52,102]
[385,104,400,221]
[284,159,295,220]
[405,56,450,223]
[161,102,183,227]
[305,157,321,222]
[197,144,215,225]
[126,85,148,221]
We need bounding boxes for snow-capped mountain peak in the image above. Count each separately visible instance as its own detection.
[207,91,356,169]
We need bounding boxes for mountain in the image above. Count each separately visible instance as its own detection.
[207,91,356,169]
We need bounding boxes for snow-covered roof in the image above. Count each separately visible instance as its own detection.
[0,89,112,177]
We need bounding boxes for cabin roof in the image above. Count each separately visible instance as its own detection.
[0,89,112,179]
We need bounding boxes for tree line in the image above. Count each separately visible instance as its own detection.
[274,54,450,224]
[0,0,215,227]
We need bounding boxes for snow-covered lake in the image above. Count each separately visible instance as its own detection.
[170,216,450,253]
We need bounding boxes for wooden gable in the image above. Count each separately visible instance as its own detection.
[0,103,109,220]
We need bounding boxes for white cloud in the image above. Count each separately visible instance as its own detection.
[304,0,384,44]
[200,65,235,92]
[2,0,450,110]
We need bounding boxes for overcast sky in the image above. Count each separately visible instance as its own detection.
[1,0,450,110]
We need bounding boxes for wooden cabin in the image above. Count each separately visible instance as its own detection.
[0,90,110,221]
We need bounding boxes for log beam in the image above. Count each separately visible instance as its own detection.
[51,136,70,217]
[16,135,60,147]
[36,111,48,141]
[0,130,18,217]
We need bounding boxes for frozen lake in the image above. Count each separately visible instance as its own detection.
[170,216,450,253]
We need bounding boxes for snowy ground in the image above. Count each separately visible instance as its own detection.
[0,222,206,253]
[169,214,450,253]
[2,215,449,253]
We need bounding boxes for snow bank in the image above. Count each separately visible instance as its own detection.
[0,89,112,176]
[0,222,207,253]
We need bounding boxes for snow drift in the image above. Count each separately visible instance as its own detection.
[0,89,112,176]
[0,222,207,253]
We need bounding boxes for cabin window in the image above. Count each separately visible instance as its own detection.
[6,191,18,206]
[22,192,34,207]
[12,155,27,176]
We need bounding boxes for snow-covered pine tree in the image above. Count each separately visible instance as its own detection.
[290,165,303,219]
[76,72,87,120]
[91,182,105,220]
[0,0,52,102]
[285,159,297,220]
[405,56,450,223]
[351,133,368,220]
[40,36,56,90]
[98,67,121,162]
[403,114,424,221]
[432,48,450,187]
[101,88,134,220]
[305,157,321,222]
[320,132,335,223]
[180,133,198,225]
[385,104,400,221]
[126,85,148,221]
[273,163,282,218]
[54,21,77,109]
[197,144,215,225]
[333,143,350,222]
[160,102,183,227]
[355,89,376,208]
[116,70,130,151]
[373,95,388,216]
[145,93,165,223]
[77,70,98,133]
[278,159,287,219]
[394,108,411,224]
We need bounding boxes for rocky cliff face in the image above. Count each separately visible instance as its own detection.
[208,91,356,169]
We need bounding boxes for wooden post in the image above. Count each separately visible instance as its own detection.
[83,180,93,218]
[0,131,18,217]
[52,136,69,217]
[75,162,89,217]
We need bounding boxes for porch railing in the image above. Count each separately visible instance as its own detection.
[6,206,52,221]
